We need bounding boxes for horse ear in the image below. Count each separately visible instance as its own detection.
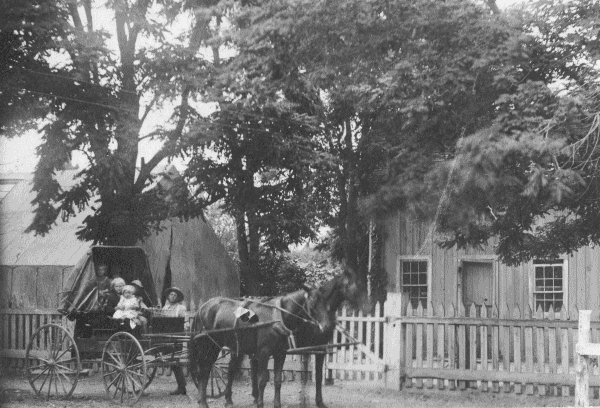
[301,284,314,292]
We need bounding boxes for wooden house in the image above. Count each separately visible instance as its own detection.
[381,211,600,314]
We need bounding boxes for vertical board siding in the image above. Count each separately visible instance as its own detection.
[383,213,600,318]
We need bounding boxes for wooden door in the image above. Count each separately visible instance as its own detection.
[462,261,493,316]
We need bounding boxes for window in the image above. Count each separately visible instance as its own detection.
[533,259,566,312]
[400,259,428,308]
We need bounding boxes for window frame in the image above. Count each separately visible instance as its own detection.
[396,255,432,308]
[529,258,569,313]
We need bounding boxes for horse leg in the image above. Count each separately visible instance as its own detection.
[250,357,259,404]
[224,351,243,407]
[192,339,219,408]
[254,353,270,408]
[314,352,328,407]
[272,352,286,408]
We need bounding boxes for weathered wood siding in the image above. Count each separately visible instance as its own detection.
[0,265,73,309]
[383,211,600,311]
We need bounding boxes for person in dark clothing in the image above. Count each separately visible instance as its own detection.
[104,277,126,316]
[163,287,188,396]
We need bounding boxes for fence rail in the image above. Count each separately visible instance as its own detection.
[396,301,591,397]
[329,302,386,381]
[5,298,593,397]
[0,308,361,381]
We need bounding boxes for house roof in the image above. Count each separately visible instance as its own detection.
[0,170,93,266]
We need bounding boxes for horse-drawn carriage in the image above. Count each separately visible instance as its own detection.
[24,245,229,405]
[24,245,363,407]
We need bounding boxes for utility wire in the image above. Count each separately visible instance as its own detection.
[12,87,321,141]
[14,67,318,129]
[10,86,139,115]
[13,66,139,96]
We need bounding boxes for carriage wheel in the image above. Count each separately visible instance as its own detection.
[25,323,80,399]
[192,348,231,399]
[102,332,147,405]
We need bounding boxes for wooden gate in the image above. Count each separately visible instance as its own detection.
[327,303,387,381]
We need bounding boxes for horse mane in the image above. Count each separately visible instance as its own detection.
[237,295,277,302]
[316,273,344,298]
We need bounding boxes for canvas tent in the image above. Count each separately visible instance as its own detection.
[59,246,159,314]
[0,168,239,311]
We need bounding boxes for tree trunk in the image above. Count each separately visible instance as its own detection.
[236,211,261,296]
[246,209,261,296]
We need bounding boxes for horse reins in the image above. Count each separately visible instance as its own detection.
[191,291,319,360]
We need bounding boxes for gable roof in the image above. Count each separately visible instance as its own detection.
[0,170,92,266]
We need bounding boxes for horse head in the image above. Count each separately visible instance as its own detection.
[340,264,369,311]
[302,265,368,334]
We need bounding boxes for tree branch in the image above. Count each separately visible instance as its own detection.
[485,0,501,15]
[134,87,192,191]
[140,94,158,125]
[67,2,83,29]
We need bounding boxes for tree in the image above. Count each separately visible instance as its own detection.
[418,1,600,266]
[15,0,213,245]
[1,1,68,135]
[183,95,326,295]
[217,0,533,297]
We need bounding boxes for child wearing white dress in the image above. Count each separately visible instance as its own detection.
[113,285,147,328]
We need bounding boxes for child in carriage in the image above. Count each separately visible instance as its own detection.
[112,284,148,329]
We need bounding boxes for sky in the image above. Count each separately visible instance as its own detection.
[0,0,521,176]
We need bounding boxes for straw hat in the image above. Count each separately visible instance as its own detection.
[130,279,143,294]
[164,287,184,303]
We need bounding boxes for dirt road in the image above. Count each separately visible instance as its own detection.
[0,372,580,407]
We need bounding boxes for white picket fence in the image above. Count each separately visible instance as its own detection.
[0,305,388,382]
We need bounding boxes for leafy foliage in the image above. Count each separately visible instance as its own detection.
[420,1,600,265]
[0,1,69,135]
[13,0,214,245]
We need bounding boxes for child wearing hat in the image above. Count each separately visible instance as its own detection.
[162,287,189,395]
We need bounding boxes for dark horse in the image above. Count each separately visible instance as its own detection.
[189,270,363,408]
[250,269,366,407]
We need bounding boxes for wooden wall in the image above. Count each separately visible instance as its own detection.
[0,265,73,309]
[382,211,600,312]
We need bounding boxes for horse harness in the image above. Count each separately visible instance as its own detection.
[231,294,316,355]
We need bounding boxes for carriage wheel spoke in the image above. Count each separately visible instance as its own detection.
[37,365,51,394]
[29,362,50,372]
[126,371,143,392]
[31,364,51,385]
[46,367,53,400]
[125,350,139,367]
[113,376,121,399]
[127,361,146,370]
[103,360,121,370]
[53,362,77,373]
[106,349,122,366]
[106,371,122,390]
[125,368,145,380]
[120,374,126,403]
[53,368,60,396]
[55,368,75,387]
[54,346,71,362]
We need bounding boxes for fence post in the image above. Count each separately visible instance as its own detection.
[576,310,591,407]
[384,292,405,390]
